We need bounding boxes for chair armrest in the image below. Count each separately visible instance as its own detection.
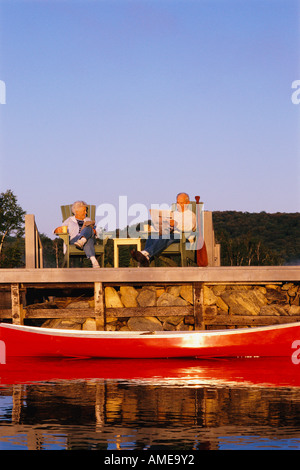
[56,233,70,246]
[95,236,109,246]
[98,231,115,240]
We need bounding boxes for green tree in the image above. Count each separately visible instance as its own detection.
[0,190,26,257]
[0,236,25,268]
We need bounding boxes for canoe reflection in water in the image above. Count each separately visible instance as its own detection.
[1,356,300,387]
[0,357,300,450]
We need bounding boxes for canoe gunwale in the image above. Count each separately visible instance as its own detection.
[1,321,300,339]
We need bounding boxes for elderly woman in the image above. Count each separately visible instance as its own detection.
[54,200,99,268]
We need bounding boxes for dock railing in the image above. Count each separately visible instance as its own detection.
[204,211,221,266]
[25,214,44,269]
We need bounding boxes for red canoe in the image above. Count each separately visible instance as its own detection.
[1,321,300,359]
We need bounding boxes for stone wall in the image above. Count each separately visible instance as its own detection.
[204,283,300,315]
[41,282,300,331]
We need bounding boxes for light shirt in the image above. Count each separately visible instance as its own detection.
[53,216,92,240]
[173,209,196,233]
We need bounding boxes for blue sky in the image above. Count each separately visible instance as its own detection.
[0,0,299,237]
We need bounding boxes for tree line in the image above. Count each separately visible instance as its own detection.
[1,189,299,267]
[213,211,300,266]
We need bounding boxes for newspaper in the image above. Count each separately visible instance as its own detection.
[149,209,173,234]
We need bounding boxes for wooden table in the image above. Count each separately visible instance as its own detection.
[113,238,142,267]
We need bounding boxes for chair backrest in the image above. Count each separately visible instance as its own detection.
[171,200,204,236]
[171,200,197,213]
[61,204,96,222]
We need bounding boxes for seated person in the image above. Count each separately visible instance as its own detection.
[131,192,201,267]
[54,200,100,268]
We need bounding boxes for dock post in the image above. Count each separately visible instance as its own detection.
[193,282,204,330]
[94,282,105,330]
[25,214,44,268]
[11,283,24,325]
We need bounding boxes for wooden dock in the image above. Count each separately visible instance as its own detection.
[1,266,300,283]
[1,266,300,330]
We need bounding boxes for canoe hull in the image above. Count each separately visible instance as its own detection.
[1,322,300,359]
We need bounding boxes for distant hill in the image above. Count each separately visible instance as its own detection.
[212,211,300,266]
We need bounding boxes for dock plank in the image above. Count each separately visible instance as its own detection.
[0,266,300,283]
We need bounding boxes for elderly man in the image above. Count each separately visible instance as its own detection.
[131,192,198,267]
[54,200,100,268]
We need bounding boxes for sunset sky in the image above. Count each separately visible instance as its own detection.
[0,0,299,237]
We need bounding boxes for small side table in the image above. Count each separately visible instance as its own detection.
[113,238,142,267]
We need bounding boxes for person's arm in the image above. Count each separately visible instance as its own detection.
[191,212,196,232]
[186,212,197,242]
[54,219,69,234]
[157,212,175,234]
[82,218,97,235]
[82,219,95,228]
[169,215,177,232]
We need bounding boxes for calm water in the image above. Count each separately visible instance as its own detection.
[0,357,300,451]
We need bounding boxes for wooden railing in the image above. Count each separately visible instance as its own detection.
[25,214,44,269]
[1,278,300,329]
[204,211,221,266]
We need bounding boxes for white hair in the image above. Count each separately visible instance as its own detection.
[72,200,88,214]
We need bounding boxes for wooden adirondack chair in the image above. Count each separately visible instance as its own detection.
[57,204,108,268]
[154,198,205,267]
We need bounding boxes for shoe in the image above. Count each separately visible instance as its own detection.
[131,249,150,267]
[74,237,87,250]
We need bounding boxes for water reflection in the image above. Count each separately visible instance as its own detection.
[0,357,300,450]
